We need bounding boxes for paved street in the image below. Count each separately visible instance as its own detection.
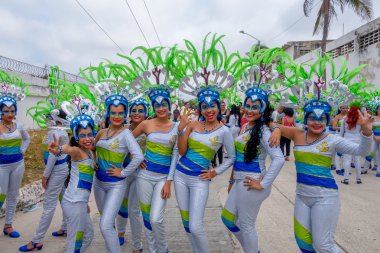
[1,156,379,253]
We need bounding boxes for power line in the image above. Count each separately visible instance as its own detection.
[123,0,151,48]
[75,0,126,54]
[142,0,162,46]
[263,0,322,45]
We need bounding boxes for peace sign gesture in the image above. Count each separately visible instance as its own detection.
[178,111,191,133]
[48,134,62,155]
[357,109,374,136]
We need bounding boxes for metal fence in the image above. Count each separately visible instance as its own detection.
[0,55,86,83]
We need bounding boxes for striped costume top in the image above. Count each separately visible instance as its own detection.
[42,128,69,178]
[0,123,30,166]
[233,126,284,188]
[294,133,372,197]
[123,133,146,177]
[176,125,235,177]
[138,123,179,181]
[372,121,380,137]
[96,128,144,182]
[63,155,94,203]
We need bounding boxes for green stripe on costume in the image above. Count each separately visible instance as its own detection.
[294,151,331,168]
[97,146,124,163]
[188,138,215,160]
[221,208,235,222]
[180,209,189,221]
[234,141,246,154]
[139,201,151,214]
[294,217,313,245]
[121,198,128,208]
[146,141,172,156]
[78,164,94,178]
[0,139,21,147]
[76,231,84,241]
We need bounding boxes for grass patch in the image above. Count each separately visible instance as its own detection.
[22,130,48,186]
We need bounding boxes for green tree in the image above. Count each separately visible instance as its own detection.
[303,0,373,55]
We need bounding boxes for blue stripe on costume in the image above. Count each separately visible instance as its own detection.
[234,161,261,173]
[295,162,333,178]
[96,158,124,182]
[0,154,23,164]
[176,156,204,176]
[146,161,170,174]
[146,150,171,166]
[0,146,21,155]
[185,149,209,169]
[297,173,338,189]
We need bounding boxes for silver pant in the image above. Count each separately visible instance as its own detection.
[59,185,68,231]
[62,200,94,253]
[0,160,24,225]
[343,154,361,180]
[174,170,209,253]
[222,180,271,253]
[94,177,126,253]
[116,174,143,250]
[137,177,168,253]
[294,194,342,253]
[32,165,69,243]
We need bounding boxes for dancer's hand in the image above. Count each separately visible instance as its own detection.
[161,181,171,199]
[243,176,263,190]
[199,170,217,180]
[269,128,281,147]
[42,176,48,190]
[106,164,123,177]
[48,134,62,155]
[178,112,190,133]
[357,109,374,136]
[139,159,148,170]
[87,205,91,213]
[227,183,233,193]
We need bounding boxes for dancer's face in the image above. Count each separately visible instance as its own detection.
[130,105,146,123]
[109,104,126,127]
[200,101,219,123]
[341,106,348,114]
[306,113,327,135]
[153,100,170,118]
[1,105,16,122]
[244,99,262,123]
[77,127,94,149]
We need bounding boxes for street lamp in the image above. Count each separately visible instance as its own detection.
[240,30,261,50]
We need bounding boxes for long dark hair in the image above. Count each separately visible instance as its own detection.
[227,105,241,127]
[244,101,273,162]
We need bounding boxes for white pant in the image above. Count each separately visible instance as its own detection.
[343,154,361,180]
[116,174,143,250]
[294,194,342,253]
[174,170,209,253]
[0,160,24,225]
[222,180,271,253]
[62,200,93,253]
[32,165,69,243]
[94,177,126,253]
[137,177,168,253]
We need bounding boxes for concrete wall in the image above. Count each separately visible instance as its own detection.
[290,17,380,89]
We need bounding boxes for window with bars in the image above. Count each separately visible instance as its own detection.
[359,28,380,51]
[327,41,354,58]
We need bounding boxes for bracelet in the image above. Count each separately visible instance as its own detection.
[271,126,280,132]
[178,130,185,136]
[229,179,235,184]
[56,146,63,157]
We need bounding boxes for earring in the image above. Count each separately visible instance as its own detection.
[199,116,205,121]
[260,116,264,122]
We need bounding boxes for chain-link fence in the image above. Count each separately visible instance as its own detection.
[0,55,86,83]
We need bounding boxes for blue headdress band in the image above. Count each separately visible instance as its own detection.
[303,100,332,125]
[243,87,269,114]
[70,115,95,141]
[147,86,171,111]
[130,98,149,118]
[105,94,129,116]
[0,96,17,115]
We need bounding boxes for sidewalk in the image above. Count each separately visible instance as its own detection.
[1,157,380,252]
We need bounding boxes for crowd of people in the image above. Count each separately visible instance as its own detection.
[0,42,378,253]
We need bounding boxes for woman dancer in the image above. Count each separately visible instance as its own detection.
[270,62,373,252]
[363,100,380,176]
[48,111,97,253]
[227,105,241,139]
[340,103,364,184]
[131,81,179,253]
[0,83,30,238]
[332,105,348,174]
[222,66,285,253]
[20,109,70,251]
[116,98,149,251]
[94,86,144,253]
[175,69,236,252]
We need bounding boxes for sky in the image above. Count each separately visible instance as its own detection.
[1,0,379,75]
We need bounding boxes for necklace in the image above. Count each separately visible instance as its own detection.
[79,146,93,159]
[202,121,219,133]
[1,122,13,133]
[106,125,123,140]
[305,131,324,145]
[243,123,254,133]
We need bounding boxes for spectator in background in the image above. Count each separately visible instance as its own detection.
[172,109,180,122]
[280,107,295,161]
[227,105,241,139]
[180,102,191,117]
[272,105,284,124]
